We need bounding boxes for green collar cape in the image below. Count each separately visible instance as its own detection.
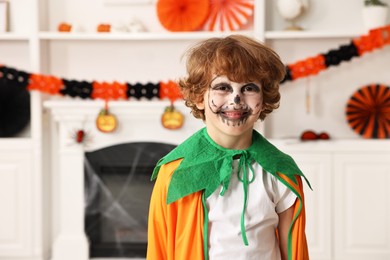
[151,127,311,259]
[152,127,310,204]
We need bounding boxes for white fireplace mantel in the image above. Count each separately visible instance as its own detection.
[45,99,205,151]
[44,99,204,260]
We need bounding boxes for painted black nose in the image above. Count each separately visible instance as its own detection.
[234,95,241,104]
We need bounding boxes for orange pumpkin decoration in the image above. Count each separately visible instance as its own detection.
[161,105,184,130]
[96,108,117,133]
[97,24,111,33]
[58,22,72,32]
[156,0,210,32]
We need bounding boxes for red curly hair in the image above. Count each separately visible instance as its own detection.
[178,34,285,121]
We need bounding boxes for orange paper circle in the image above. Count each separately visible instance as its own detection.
[156,0,210,32]
[346,84,390,139]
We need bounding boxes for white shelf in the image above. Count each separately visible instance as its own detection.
[0,138,33,150]
[265,30,365,40]
[38,31,254,41]
[0,33,31,41]
[270,138,390,152]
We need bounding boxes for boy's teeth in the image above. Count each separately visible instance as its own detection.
[224,111,242,118]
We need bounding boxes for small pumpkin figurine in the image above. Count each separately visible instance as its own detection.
[161,105,184,130]
[97,23,111,32]
[96,108,117,133]
[58,22,72,32]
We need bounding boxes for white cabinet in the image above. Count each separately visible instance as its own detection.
[334,153,390,260]
[0,147,32,257]
[276,140,390,260]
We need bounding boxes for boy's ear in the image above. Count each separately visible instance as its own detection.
[195,99,205,110]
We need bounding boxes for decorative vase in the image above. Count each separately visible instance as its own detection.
[362,5,388,32]
[276,0,309,30]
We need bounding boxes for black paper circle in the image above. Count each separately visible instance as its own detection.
[0,80,31,137]
[345,84,390,139]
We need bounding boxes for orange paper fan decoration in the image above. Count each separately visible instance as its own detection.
[156,0,210,32]
[346,84,390,139]
[204,0,254,31]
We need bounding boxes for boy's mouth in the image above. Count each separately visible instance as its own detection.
[220,110,250,121]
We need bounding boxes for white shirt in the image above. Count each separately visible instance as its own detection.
[206,160,297,260]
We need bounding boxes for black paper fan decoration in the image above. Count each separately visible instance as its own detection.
[0,76,31,137]
[346,84,390,139]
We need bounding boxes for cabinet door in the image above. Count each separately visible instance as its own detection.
[334,153,390,260]
[291,153,332,260]
[0,151,32,257]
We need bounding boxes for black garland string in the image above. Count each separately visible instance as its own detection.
[60,79,93,99]
[126,82,160,100]
[337,43,359,62]
[281,40,362,83]
[281,66,292,84]
[0,66,30,88]
[322,42,359,67]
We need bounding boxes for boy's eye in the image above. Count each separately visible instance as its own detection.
[212,83,232,92]
[242,83,260,93]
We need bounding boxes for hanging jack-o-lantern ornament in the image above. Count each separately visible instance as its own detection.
[161,105,184,130]
[96,108,117,133]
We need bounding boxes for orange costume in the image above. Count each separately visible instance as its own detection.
[147,128,310,260]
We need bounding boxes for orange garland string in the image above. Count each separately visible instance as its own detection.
[91,81,127,101]
[27,74,63,95]
[288,54,326,80]
[159,80,183,104]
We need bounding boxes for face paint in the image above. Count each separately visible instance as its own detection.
[234,95,241,104]
[208,76,262,127]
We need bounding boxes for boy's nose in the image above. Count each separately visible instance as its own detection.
[234,94,241,104]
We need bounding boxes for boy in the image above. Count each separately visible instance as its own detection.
[147,35,310,260]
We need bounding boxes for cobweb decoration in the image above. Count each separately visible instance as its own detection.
[203,0,254,31]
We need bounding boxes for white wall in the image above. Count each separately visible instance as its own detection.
[41,0,390,140]
[2,0,390,140]
[267,39,390,139]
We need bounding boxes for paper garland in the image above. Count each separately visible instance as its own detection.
[0,66,182,103]
[282,25,390,83]
[1,24,390,102]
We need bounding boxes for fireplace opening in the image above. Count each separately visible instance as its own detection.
[84,142,176,258]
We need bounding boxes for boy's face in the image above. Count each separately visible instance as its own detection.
[196,75,263,141]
